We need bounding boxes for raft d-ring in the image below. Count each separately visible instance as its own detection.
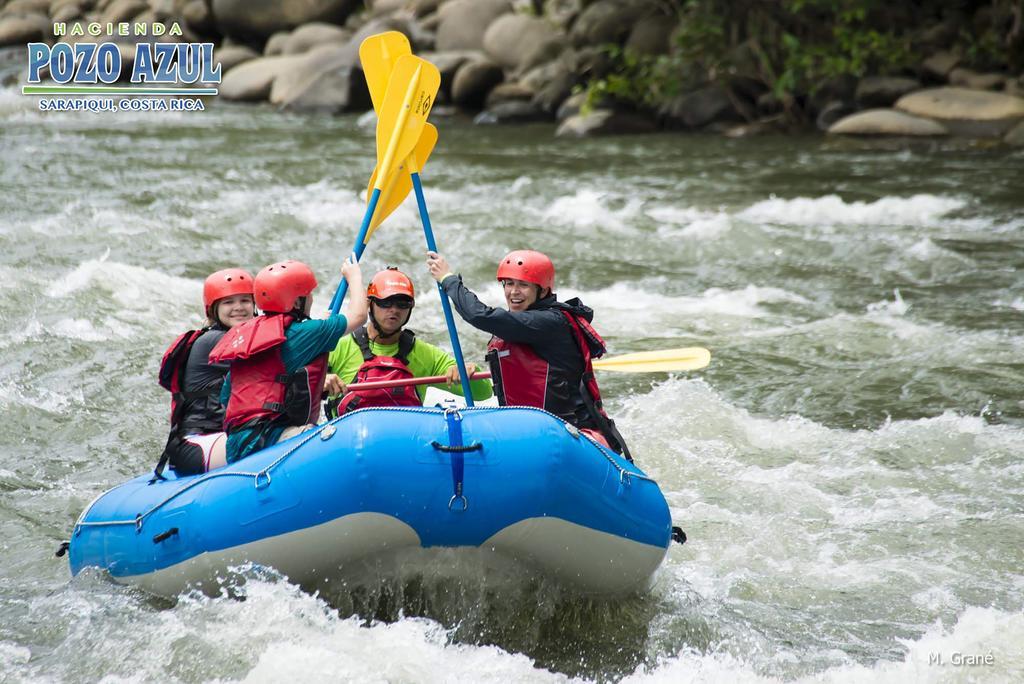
[134,514,143,533]
[254,471,272,490]
[564,423,580,438]
[619,470,631,485]
[448,494,469,512]
[320,425,336,441]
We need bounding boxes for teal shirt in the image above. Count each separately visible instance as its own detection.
[222,313,349,463]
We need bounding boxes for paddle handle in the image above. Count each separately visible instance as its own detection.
[345,371,491,392]
[329,187,382,315]
[412,171,475,406]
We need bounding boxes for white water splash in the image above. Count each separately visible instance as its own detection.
[866,289,909,316]
[542,189,644,233]
[739,194,966,227]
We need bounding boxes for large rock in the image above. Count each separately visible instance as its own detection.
[420,50,482,100]
[815,100,857,131]
[51,3,82,23]
[808,74,857,115]
[625,12,676,55]
[1005,120,1024,146]
[521,59,575,113]
[482,13,560,72]
[570,0,659,47]
[474,100,548,124]
[662,85,742,129]
[214,44,259,74]
[365,0,405,15]
[7,0,51,14]
[270,44,369,112]
[562,45,613,80]
[181,0,216,34]
[212,0,361,41]
[855,76,921,107]
[555,91,585,121]
[544,0,582,30]
[484,81,534,108]
[948,67,1005,91]
[99,0,148,25]
[0,13,48,46]
[435,0,510,52]
[896,87,1024,136]
[451,58,504,108]
[828,109,948,136]
[922,51,960,81]
[220,54,304,101]
[411,0,444,18]
[556,108,658,136]
[264,30,291,56]
[281,21,349,55]
[519,39,563,76]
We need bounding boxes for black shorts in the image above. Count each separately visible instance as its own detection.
[165,434,210,476]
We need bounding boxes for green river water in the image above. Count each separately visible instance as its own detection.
[1,46,1023,683]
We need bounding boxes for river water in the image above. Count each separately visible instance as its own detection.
[2,47,1023,682]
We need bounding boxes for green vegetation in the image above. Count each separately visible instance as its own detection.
[582,0,1022,121]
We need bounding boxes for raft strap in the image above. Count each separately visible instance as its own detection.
[437,407,472,512]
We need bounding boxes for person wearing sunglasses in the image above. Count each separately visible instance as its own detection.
[425,249,631,460]
[324,267,492,415]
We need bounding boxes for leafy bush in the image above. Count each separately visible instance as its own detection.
[579,0,1016,121]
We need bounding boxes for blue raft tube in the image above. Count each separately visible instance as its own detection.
[68,406,674,598]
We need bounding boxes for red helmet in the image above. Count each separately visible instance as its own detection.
[253,260,318,313]
[367,267,415,301]
[203,268,254,310]
[496,250,554,291]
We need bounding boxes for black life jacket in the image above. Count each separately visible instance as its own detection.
[154,326,225,478]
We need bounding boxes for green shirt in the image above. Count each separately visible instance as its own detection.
[328,330,493,401]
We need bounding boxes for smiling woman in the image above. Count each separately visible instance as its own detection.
[155,268,255,477]
[427,249,632,458]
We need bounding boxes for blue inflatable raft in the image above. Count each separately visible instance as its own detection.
[68,406,672,597]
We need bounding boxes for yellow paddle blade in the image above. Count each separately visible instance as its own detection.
[365,123,438,240]
[593,347,711,373]
[374,54,440,190]
[359,31,411,113]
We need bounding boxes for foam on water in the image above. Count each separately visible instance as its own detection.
[562,281,809,338]
[620,607,1024,683]
[737,194,966,227]
[46,253,198,307]
[542,189,644,234]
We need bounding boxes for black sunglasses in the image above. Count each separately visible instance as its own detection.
[373,297,414,310]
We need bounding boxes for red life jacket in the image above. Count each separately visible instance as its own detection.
[336,327,421,414]
[486,309,607,416]
[486,304,631,459]
[208,314,327,431]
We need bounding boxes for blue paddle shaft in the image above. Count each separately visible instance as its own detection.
[412,172,475,406]
[330,187,382,315]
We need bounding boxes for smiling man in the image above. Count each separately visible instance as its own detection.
[324,267,492,415]
[426,249,631,460]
